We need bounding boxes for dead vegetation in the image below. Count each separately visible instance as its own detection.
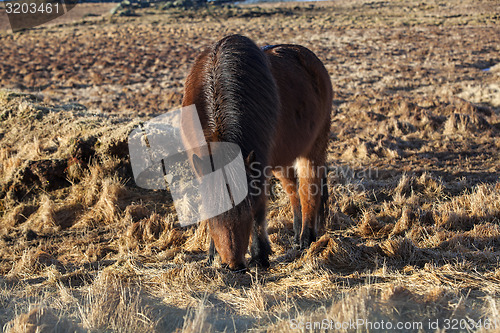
[0,0,499,331]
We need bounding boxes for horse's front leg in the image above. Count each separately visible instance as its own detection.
[249,195,272,268]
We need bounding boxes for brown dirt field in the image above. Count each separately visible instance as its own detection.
[0,0,499,331]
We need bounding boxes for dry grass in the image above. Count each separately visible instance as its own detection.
[0,0,499,331]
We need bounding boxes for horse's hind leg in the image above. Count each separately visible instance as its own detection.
[273,167,302,245]
[296,153,328,249]
[317,172,329,235]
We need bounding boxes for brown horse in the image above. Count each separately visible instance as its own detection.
[182,35,332,270]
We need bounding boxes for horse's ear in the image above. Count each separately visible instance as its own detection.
[192,153,204,177]
[245,151,255,166]
[244,150,257,174]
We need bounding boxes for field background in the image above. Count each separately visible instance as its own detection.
[0,0,499,331]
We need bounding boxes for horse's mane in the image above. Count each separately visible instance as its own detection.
[203,34,280,164]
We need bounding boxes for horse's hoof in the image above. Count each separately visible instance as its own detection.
[221,263,248,273]
[299,238,313,251]
[299,227,316,250]
[249,258,270,269]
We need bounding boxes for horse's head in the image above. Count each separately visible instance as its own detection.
[191,149,259,270]
[208,200,253,271]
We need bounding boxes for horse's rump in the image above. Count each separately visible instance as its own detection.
[263,44,333,168]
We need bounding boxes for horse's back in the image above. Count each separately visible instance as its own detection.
[264,45,332,167]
